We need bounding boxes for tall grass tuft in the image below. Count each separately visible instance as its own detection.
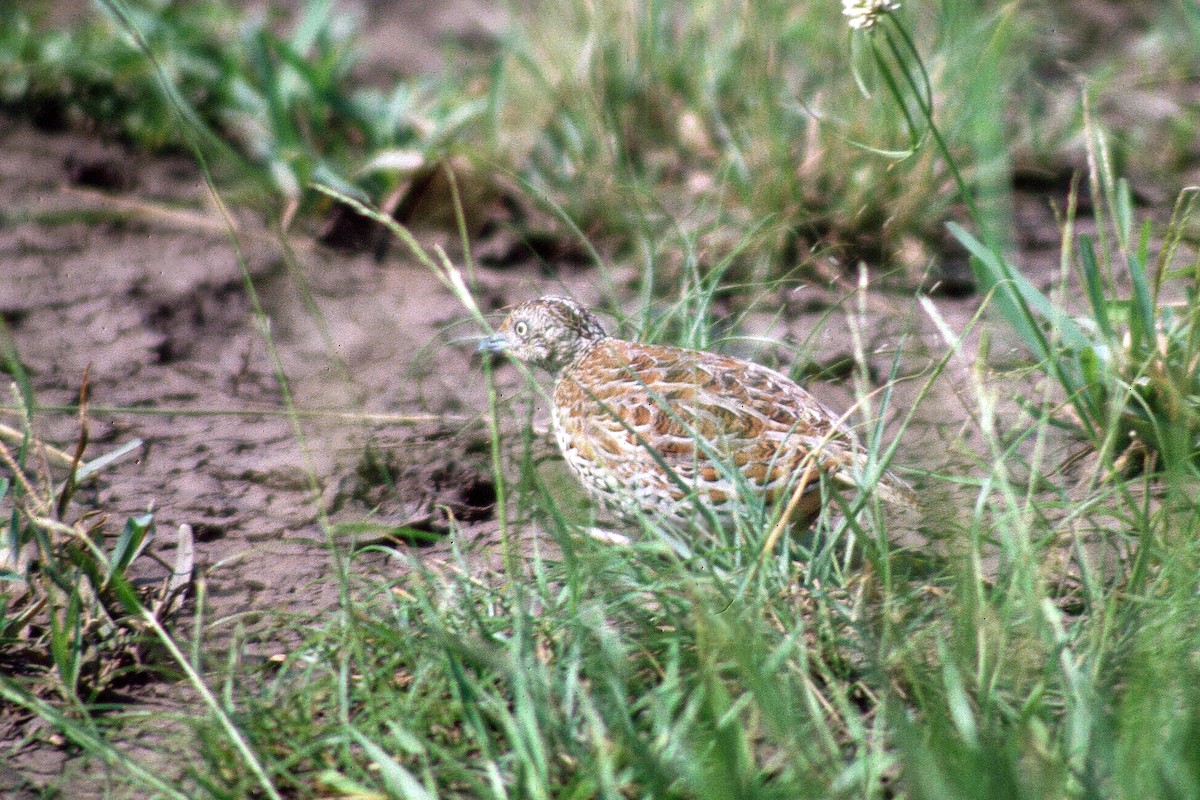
[491,0,1041,280]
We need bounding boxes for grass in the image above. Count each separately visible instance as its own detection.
[1,0,482,217]
[0,374,187,735]
[3,0,1200,798]
[7,1,1197,274]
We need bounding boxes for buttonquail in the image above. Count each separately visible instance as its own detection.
[480,296,913,530]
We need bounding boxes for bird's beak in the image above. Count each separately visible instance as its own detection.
[476,333,509,354]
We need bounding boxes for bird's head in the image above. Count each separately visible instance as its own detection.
[478,296,608,375]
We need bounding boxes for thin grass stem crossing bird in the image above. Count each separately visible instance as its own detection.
[479,296,914,532]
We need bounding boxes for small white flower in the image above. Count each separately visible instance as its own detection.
[842,0,901,30]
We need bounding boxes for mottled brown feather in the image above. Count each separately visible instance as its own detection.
[485,296,914,530]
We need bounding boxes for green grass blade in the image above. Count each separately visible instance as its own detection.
[109,512,154,577]
[290,0,335,54]
[949,222,1090,354]
[73,438,143,483]
[349,727,438,800]
[1128,250,1156,353]
[49,587,83,698]
[1078,236,1113,340]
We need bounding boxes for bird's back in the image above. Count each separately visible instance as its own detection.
[551,338,858,526]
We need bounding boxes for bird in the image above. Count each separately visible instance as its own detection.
[479,296,914,532]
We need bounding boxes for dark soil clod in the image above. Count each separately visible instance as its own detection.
[63,153,137,192]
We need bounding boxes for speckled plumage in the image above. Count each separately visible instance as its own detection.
[481,296,912,528]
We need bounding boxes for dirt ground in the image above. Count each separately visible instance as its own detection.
[0,2,1127,795]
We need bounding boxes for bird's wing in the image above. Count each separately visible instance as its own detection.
[558,342,853,494]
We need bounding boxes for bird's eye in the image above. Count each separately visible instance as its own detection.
[514,321,528,337]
